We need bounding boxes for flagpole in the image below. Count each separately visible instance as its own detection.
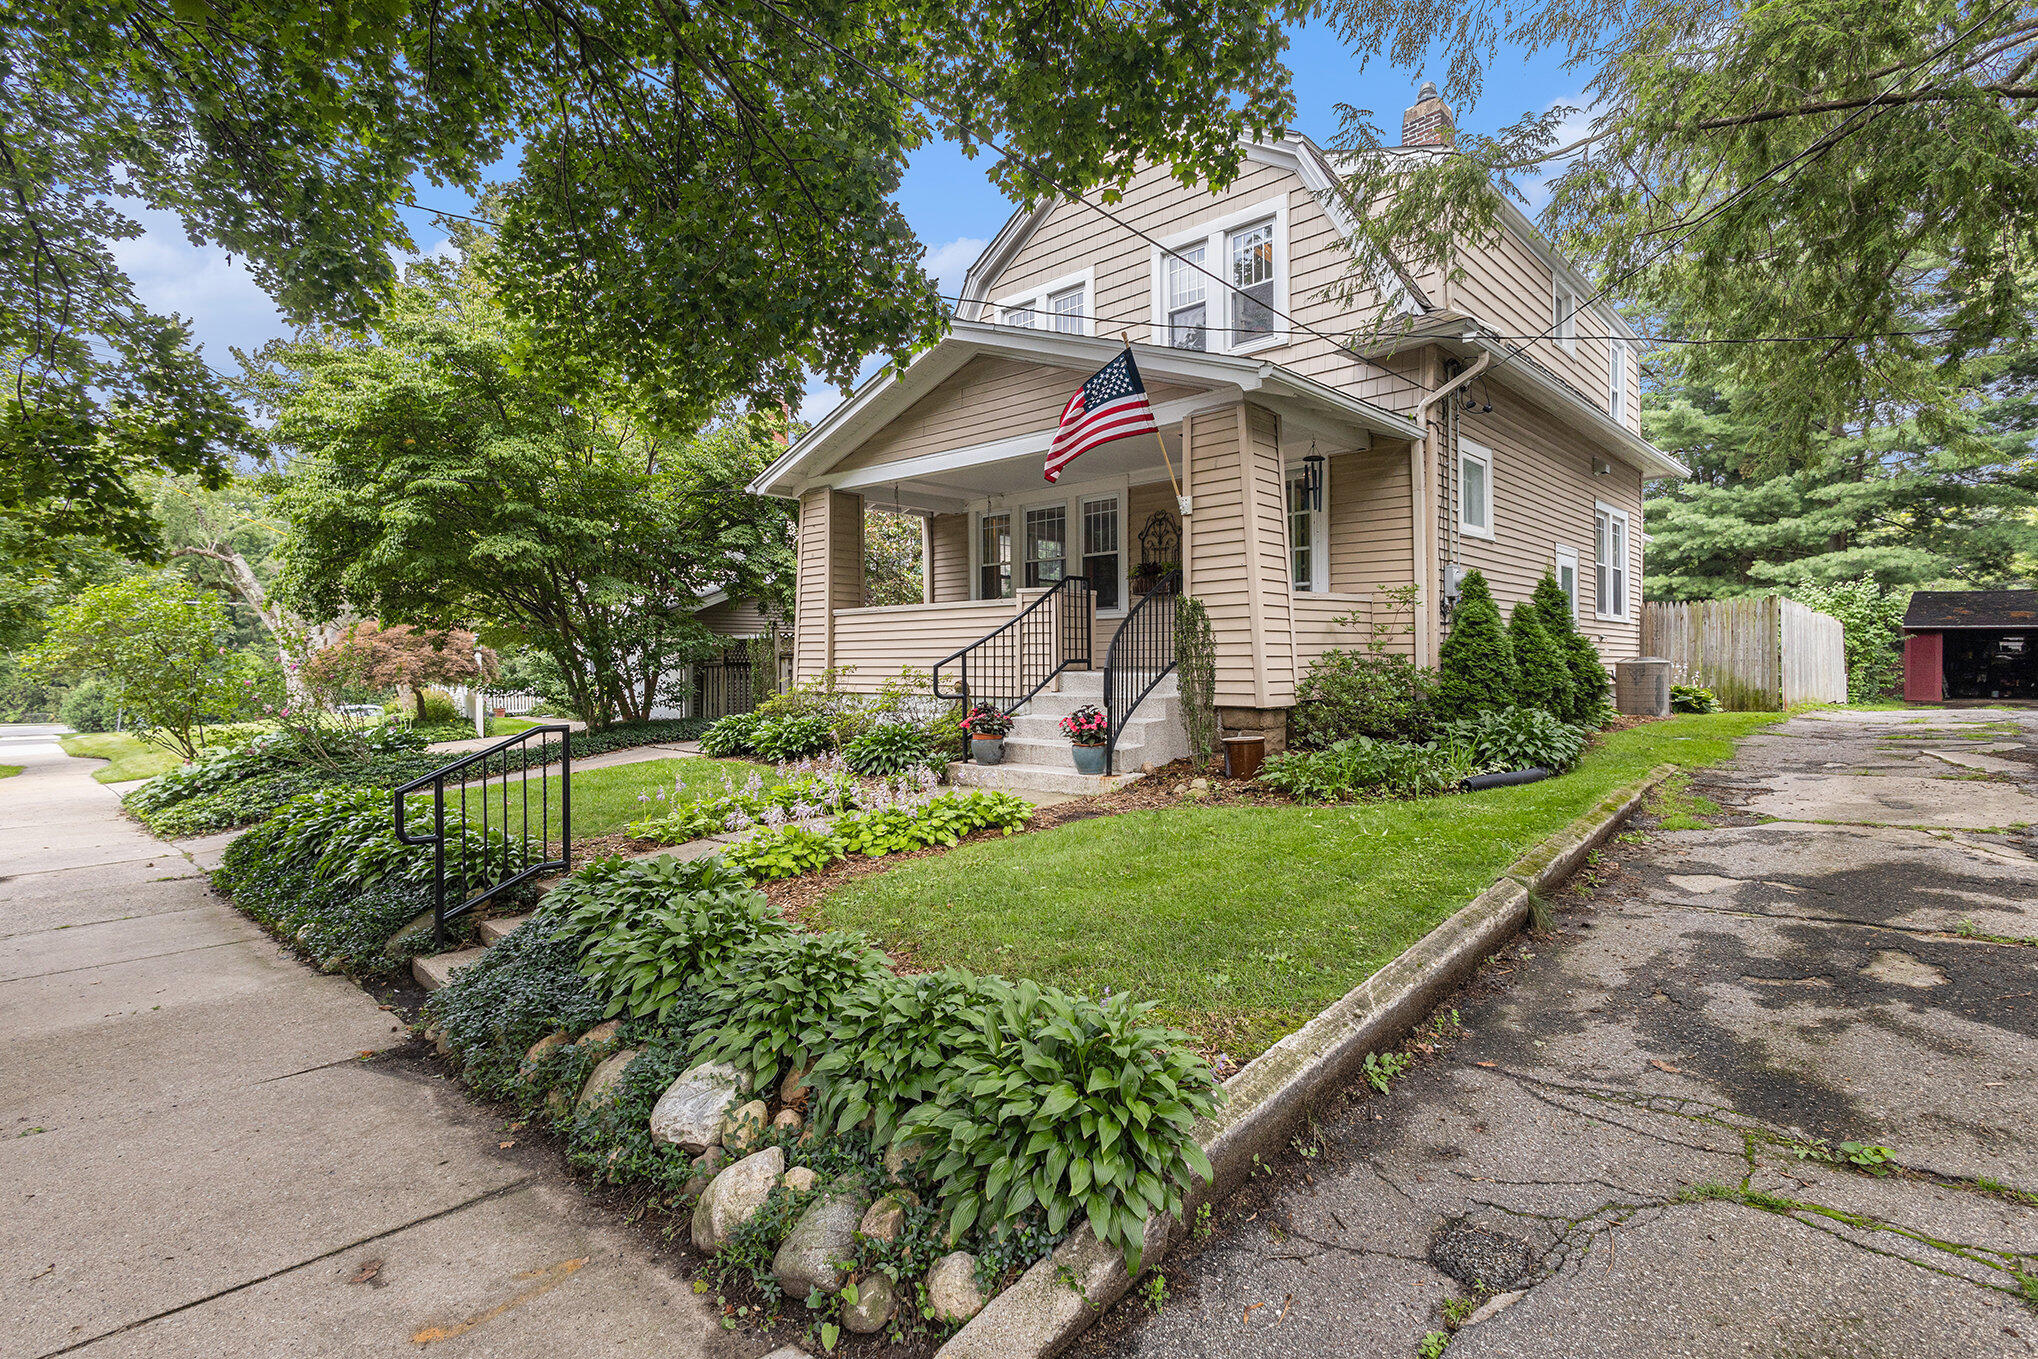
[1122,331,1185,510]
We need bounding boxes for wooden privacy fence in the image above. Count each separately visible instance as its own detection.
[1641,597,1847,710]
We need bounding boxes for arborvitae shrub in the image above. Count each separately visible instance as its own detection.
[1565,631,1611,725]
[1434,570,1518,720]
[1507,601,1573,718]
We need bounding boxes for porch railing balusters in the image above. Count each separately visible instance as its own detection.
[1102,569,1182,774]
[932,576,1094,756]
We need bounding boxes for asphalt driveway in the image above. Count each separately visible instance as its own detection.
[1080,707,2038,1359]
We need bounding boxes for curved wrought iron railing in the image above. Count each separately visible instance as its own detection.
[1103,569,1182,774]
[933,576,1094,753]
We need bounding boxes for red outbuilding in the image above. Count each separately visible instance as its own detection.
[1902,590,2038,702]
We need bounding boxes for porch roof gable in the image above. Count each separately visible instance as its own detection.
[748,320,1424,500]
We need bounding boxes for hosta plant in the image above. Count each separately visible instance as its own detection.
[895,978,1219,1275]
[690,931,895,1091]
[1441,706,1588,773]
[722,822,848,881]
[570,862,789,1022]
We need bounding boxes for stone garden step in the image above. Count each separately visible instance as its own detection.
[412,946,489,991]
[478,913,532,945]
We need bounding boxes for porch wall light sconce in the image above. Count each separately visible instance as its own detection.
[1301,450,1326,513]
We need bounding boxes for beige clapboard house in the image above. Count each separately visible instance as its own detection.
[749,85,1684,790]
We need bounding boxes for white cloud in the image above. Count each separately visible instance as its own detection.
[923,235,990,305]
[109,206,288,369]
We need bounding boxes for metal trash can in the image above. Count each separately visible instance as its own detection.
[1614,657,1672,717]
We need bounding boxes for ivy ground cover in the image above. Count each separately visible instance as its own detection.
[813,712,1783,1061]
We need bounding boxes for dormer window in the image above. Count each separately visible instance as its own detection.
[1150,197,1288,356]
[989,268,1095,338]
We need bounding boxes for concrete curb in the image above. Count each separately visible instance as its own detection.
[933,762,1680,1359]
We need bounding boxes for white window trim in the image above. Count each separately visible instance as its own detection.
[991,266,1097,337]
[1554,281,1578,353]
[1593,501,1632,622]
[1553,545,1580,621]
[967,474,1132,615]
[1285,459,1330,593]
[1147,194,1290,357]
[1608,342,1629,422]
[1457,438,1496,541]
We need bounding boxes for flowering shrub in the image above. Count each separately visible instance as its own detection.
[960,705,1012,738]
[1059,703,1109,746]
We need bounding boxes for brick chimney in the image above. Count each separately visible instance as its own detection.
[1401,80,1454,148]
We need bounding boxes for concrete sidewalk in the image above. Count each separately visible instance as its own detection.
[1083,707,2038,1359]
[0,725,746,1358]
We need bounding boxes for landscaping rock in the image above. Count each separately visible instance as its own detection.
[857,1194,910,1243]
[720,1099,769,1153]
[680,1146,727,1199]
[523,1032,568,1072]
[783,1166,818,1193]
[648,1060,747,1154]
[1191,777,1209,791]
[926,1251,986,1323]
[576,1048,640,1109]
[772,1182,873,1299]
[882,1137,927,1178]
[841,1274,896,1334]
[691,1146,786,1253]
[773,1108,803,1133]
[780,1063,812,1106]
[577,1018,622,1045]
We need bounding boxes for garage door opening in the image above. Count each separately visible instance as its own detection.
[1903,591,2038,702]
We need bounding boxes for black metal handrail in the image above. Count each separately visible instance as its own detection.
[932,576,1094,752]
[1103,569,1182,774]
[394,723,572,945]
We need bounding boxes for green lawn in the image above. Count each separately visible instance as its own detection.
[814,712,1783,1059]
[429,755,771,841]
[58,731,192,782]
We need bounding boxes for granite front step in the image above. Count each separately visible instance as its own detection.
[412,946,490,991]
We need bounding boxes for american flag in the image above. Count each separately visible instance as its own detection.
[1044,349,1158,483]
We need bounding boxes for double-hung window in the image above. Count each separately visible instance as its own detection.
[978,513,1013,599]
[990,269,1093,337]
[1555,283,1578,352]
[1049,286,1085,335]
[1554,546,1580,620]
[1164,247,1209,351]
[1081,496,1120,609]
[1594,504,1630,620]
[1458,440,1494,539]
[1609,342,1629,422]
[1152,200,1284,355]
[1229,221,1276,343]
[1022,506,1066,588]
[1285,470,1326,592]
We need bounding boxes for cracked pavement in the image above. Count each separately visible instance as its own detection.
[1079,707,2038,1359]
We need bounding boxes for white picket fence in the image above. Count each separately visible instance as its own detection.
[442,685,548,718]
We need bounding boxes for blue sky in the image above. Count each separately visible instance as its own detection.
[120,16,1583,418]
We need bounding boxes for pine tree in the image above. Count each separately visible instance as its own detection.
[1507,601,1572,718]
[1435,570,1518,720]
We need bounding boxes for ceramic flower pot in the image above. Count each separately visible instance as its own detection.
[971,737,1006,766]
[1070,743,1109,775]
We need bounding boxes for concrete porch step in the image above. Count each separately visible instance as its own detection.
[946,761,1144,797]
[412,946,489,992]
[1007,706,1178,742]
[997,732,1165,769]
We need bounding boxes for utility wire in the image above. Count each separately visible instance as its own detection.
[716,0,1435,400]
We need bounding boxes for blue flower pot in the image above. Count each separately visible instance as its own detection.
[1070,743,1109,776]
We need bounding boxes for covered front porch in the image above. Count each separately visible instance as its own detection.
[752,324,1427,733]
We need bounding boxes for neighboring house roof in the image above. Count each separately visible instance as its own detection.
[1903,590,2038,630]
[748,321,1425,501]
